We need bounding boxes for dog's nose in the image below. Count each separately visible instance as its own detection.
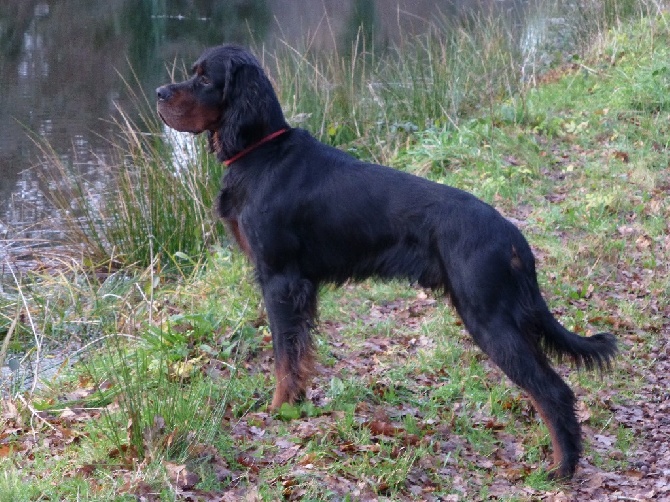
[156,86,172,101]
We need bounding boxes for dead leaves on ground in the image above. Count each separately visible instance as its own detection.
[1,393,89,460]
[3,284,670,500]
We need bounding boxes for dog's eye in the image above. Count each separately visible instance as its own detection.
[199,75,211,86]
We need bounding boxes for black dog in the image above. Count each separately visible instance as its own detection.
[156,45,616,479]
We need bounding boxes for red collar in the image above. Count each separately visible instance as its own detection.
[223,128,290,166]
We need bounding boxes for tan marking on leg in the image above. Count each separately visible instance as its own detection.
[528,395,565,476]
[270,345,316,412]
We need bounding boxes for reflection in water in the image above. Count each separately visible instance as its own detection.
[0,0,575,242]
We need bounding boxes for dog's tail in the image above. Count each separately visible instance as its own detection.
[533,305,617,371]
[508,234,618,370]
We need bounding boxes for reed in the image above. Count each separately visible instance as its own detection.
[35,0,654,269]
[271,0,656,154]
[36,70,224,271]
[263,11,521,166]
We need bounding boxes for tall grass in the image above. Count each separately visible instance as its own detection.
[35,0,657,269]
[36,73,224,271]
[269,0,657,163]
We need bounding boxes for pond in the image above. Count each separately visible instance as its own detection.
[0,0,579,246]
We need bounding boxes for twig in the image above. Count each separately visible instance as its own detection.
[578,62,599,75]
[16,393,57,432]
[67,333,143,360]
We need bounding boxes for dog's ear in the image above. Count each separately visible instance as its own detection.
[216,62,282,160]
[219,56,237,106]
[209,48,288,162]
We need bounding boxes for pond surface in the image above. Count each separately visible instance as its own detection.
[0,0,574,243]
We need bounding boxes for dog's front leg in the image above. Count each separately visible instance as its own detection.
[259,272,317,411]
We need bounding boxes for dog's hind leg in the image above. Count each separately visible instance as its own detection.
[259,272,317,411]
[464,318,581,479]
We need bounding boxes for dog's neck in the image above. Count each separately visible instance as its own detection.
[222,128,290,167]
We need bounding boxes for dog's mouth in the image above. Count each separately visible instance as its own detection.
[156,103,205,134]
[156,109,181,131]
[157,90,225,134]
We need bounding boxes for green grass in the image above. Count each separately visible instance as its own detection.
[2,3,669,500]
[33,73,226,271]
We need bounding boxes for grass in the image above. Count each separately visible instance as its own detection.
[2,2,669,500]
[27,0,655,272]
[33,71,226,271]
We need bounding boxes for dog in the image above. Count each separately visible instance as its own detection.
[156,44,617,479]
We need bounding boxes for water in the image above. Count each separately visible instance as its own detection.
[0,0,599,393]
[0,0,575,245]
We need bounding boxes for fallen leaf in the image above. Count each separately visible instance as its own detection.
[164,461,200,490]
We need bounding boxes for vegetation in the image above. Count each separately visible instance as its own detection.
[33,78,226,270]
[2,2,669,500]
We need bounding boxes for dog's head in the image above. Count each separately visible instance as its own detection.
[156,45,288,161]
